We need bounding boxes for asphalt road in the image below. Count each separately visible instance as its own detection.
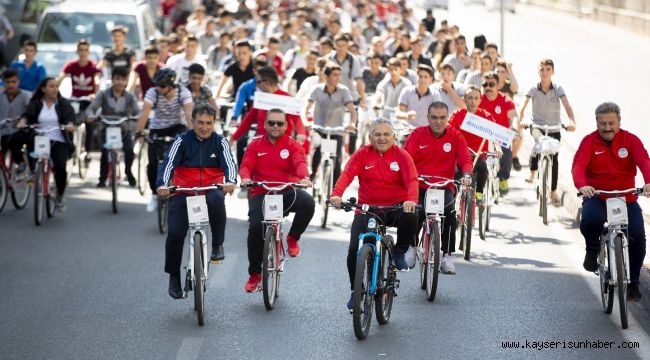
[3,2,650,360]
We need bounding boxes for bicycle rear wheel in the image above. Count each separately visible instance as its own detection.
[540,157,549,224]
[33,163,44,225]
[614,234,628,329]
[353,245,374,340]
[599,238,614,314]
[462,191,473,261]
[137,142,147,196]
[426,220,441,302]
[193,232,205,326]
[418,226,427,290]
[320,163,331,228]
[262,226,279,310]
[158,198,169,234]
[375,244,394,324]
[0,168,7,213]
[10,163,30,209]
[110,153,118,214]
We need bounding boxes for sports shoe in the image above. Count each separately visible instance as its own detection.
[404,245,416,269]
[210,244,225,262]
[147,195,158,212]
[244,272,262,292]
[125,173,136,187]
[512,157,522,171]
[475,192,484,205]
[287,234,301,257]
[55,195,66,212]
[628,282,643,302]
[583,250,598,272]
[551,191,561,207]
[97,181,107,188]
[168,273,184,299]
[499,179,509,192]
[441,254,456,274]
[394,251,409,271]
[525,171,536,183]
[346,291,354,313]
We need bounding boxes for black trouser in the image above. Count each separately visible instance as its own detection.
[311,133,343,184]
[236,136,248,166]
[417,188,456,254]
[530,132,560,191]
[247,189,315,275]
[1,131,28,164]
[347,210,418,289]
[164,190,227,275]
[99,129,135,183]
[28,140,70,197]
[147,125,186,193]
[497,146,512,181]
[474,157,488,193]
[581,197,646,284]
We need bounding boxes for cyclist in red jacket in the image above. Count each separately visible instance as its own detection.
[329,118,418,311]
[404,101,473,274]
[239,108,314,292]
[572,102,650,302]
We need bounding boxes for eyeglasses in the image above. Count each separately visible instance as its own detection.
[482,82,497,88]
[267,121,286,127]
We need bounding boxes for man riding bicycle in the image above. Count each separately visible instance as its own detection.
[329,118,419,310]
[404,101,473,274]
[239,109,315,293]
[572,102,650,302]
[135,68,193,212]
[155,104,237,299]
[85,67,140,188]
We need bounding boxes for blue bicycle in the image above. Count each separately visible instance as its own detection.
[329,198,410,339]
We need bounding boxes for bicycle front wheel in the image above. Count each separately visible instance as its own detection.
[418,226,427,290]
[0,168,7,213]
[614,234,628,329]
[320,162,331,228]
[45,167,56,218]
[110,153,118,214]
[262,226,279,310]
[33,163,44,225]
[10,163,30,209]
[136,142,147,196]
[193,232,205,326]
[353,245,374,340]
[375,244,394,324]
[462,191,473,261]
[426,220,441,302]
[540,157,549,224]
[77,125,88,179]
[599,238,614,314]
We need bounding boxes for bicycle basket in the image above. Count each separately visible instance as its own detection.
[532,136,560,155]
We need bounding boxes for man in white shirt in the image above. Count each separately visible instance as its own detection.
[165,34,206,86]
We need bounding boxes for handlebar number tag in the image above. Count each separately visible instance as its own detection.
[263,195,284,220]
[425,189,445,214]
[106,127,123,150]
[606,197,628,226]
[34,135,50,158]
[186,195,209,225]
[320,139,337,154]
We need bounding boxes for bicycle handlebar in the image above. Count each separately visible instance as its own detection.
[311,124,348,134]
[242,181,308,191]
[577,188,642,197]
[326,197,421,213]
[168,184,225,193]
[69,96,93,102]
[523,123,567,131]
[98,115,139,126]
[418,175,459,188]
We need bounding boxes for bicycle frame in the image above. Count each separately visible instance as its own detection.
[357,231,384,295]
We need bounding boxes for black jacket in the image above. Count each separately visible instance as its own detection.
[22,95,76,144]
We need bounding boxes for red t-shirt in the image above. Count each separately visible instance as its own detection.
[231,89,304,141]
[62,60,101,97]
[133,61,163,99]
[448,108,497,157]
[480,93,515,129]
[256,50,284,78]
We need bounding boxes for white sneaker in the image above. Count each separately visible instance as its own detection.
[405,245,416,269]
[440,254,456,274]
[147,195,158,212]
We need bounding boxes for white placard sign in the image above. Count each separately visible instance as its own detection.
[263,194,284,220]
[186,195,209,224]
[460,112,516,148]
[320,139,337,154]
[425,189,445,214]
[34,135,50,158]
[106,127,123,150]
[606,197,628,226]
[253,92,306,116]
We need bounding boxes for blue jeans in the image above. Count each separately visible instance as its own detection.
[580,197,646,284]
[497,146,512,181]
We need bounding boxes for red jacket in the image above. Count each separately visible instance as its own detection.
[239,135,310,197]
[331,144,419,206]
[231,89,304,141]
[480,93,515,129]
[403,126,473,190]
[448,108,497,158]
[572,130,650,203]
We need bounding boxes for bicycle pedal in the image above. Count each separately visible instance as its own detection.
[210,259,222,264]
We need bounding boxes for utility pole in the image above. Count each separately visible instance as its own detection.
[500,0,505,57]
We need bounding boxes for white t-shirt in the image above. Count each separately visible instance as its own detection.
[165,54,207,86]
[38,101,65,143]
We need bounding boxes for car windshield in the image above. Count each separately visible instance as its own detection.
[36,50,101,77]
[38,12,139,49]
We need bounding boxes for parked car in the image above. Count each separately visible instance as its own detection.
[35,0,160,59]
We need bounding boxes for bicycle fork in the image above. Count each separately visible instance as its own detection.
[185,228,209,293]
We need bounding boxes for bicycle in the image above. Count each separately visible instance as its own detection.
[167,184,224,326]
[525,123,565,225]
[474,150,500,241]
[142,134,176,233]
[69,96,93,180]
[578,188,642,330]
[0,118,31,212]
[417,176,458,302]
[29,125,70,226]
[456,173,475,261]
[311,124,347,228]
[98,115,138,214]
[243,181,307,310]
[328,198,411,340]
